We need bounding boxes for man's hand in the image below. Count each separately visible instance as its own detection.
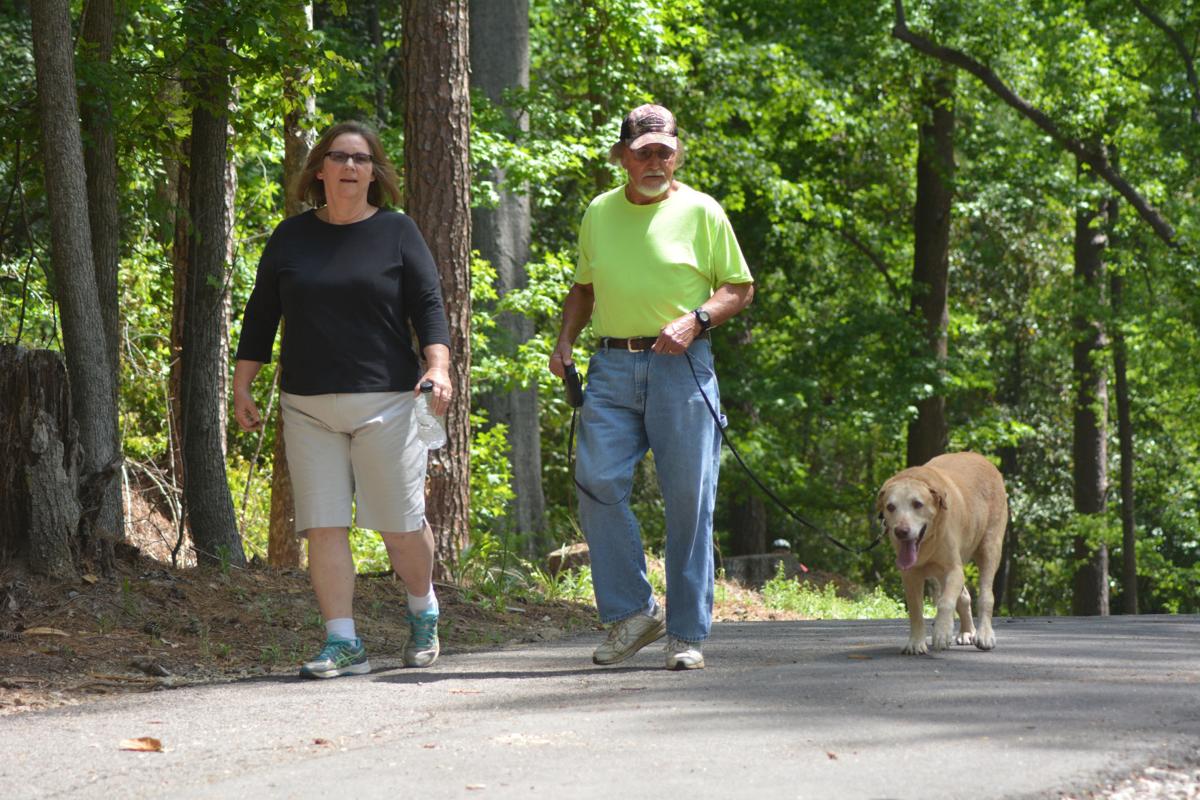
[549,341,574,378]
[653,312,699,356]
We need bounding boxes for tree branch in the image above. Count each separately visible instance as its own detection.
[1132,0,1200,126]
[891,0,1178,247]
[839,226,904,301]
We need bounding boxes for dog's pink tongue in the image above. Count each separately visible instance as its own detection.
[896,539,919,570]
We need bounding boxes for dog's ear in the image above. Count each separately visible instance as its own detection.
[928,485,948,510]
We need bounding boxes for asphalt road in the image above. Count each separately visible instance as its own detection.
[1,615,1197,799]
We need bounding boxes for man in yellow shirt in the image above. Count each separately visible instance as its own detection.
[549,104,755,670]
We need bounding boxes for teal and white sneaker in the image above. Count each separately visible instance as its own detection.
[299,636,370,679]
[403,609,440,667]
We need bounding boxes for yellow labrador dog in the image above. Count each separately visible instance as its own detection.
[876,452,1007,655]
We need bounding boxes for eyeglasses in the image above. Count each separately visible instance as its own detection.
[325,150,374,165]
[631,146,676,162]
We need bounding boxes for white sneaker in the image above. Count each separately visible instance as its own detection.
[592,605,666,665]
[665,636,705,670]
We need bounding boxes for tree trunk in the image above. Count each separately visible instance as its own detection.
[217,111,236,447]
[905,71,954,468]
[995,327,1025,613]
[469,0,544,552]
[269,5,316,570]
[0,345,81,580]
[30,0,122,556]
[583,0,612,194]
[729,492,768,557]
[79,0,125,544]
[366,0,389,125]
[181,11,243,567]
[169,138,190,492]
[404,0,473,576]
[1070,158,1110,616]
[78,0,121,413]
[1111,271,1137,614]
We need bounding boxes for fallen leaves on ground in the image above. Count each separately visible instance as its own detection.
[118,737,163,752]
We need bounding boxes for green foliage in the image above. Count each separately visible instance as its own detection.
[762,565,922,619]
[2,0,1196,616]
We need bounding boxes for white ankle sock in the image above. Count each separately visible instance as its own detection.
[325,618,357,641]
[407,588,438,615]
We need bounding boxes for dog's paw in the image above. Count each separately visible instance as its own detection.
[931,630,954,651]
[901,638,928,655]
[973,629,996,651]
[955,631,975,646]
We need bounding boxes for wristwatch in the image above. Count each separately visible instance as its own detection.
[692,307,712,333]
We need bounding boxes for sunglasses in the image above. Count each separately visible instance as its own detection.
[325,150,374,165]
[631,146,676,162]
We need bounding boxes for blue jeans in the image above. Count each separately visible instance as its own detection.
[575,338,724,642]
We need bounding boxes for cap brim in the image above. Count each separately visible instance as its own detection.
[627,132,678,150]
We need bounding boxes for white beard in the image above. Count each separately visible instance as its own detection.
[635,177,670,198]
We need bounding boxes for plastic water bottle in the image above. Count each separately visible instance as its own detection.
[414,380,446,451]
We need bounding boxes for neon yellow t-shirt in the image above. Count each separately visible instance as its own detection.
[575,183,754,338]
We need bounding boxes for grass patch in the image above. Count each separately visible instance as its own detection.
[762,565,919,619]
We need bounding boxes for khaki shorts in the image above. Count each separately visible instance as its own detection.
[280,391,426,535]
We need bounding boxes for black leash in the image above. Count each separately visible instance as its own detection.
[562,351,886,556]
[681,351,885,556]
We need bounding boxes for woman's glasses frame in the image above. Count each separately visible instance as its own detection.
[325,150,374,166]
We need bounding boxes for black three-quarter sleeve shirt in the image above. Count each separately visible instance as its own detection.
[234,209,451,396]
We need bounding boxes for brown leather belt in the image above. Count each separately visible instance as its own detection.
[601,336,658,351]
[600,332,708,352]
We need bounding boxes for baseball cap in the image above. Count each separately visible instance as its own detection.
[620,104,678,150]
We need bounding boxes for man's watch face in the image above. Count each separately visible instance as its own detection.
[695,308,711,329]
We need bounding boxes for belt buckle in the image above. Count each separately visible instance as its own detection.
[627,338,642,352]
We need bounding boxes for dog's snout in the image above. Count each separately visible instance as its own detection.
[893,525,911,539]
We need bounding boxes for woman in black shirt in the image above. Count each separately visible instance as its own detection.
[233,121,451,678]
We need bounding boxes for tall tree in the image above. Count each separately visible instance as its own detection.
[1110,268,1137,613]
[30,0,122,554]
[78,0,125,543]
[403,0,473,571]
[469,0,545,550]
[905,69,954,468]
[268,2,316,570]
[180,1,243,566]
[1071,161,1111,616]
[78,0,121,411]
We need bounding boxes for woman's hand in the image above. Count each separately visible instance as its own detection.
[232,360,264,432]
[233,387,262,432]
[416,365,453,416]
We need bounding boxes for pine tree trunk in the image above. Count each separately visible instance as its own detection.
[469,0,545,552]
[404,0,473,575]
[906,71,954,468]
[181,13,243,566]
[1071,158,1110,616]
[30,0,122,556]
[268,8,315,570]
